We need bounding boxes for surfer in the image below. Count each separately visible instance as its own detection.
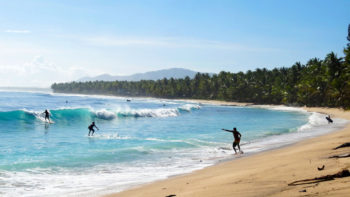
[222,127,242,154]
[43,109,51,123]
[326,115,333,124]
[88,122,99,136]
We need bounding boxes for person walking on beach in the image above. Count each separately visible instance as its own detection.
[222,127,242,154]
[43,109,51,123]
[88,121,99,136]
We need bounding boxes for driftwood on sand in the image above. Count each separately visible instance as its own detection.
[288,169,350,186]
[333,142,350,150]
[329,153,350,159]
[317,165,325,171]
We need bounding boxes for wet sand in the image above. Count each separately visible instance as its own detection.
[103,101,350,197]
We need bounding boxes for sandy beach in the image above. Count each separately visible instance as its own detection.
[103,101,350,197]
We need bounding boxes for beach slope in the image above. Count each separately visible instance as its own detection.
[104,107,350,197]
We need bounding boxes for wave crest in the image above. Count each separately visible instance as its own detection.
[178,104,200,112]
[0,104,201,122]
[94,109,117,120]
[298,112,330,132]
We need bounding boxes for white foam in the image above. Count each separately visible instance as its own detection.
[18,104,200,122]
[298,112,328,131]
[22,108,49,123]
[0,156,213,197]
[94,109,117,120]
[254,105,307,112]
[91,133,132,140]
[178,104,200,111]
[89,104,200,119]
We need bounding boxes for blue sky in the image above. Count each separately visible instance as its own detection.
[0,0,349,87]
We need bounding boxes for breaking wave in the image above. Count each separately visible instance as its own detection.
[0,104,201,122]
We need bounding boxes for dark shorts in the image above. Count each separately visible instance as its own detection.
[233,139,240,147]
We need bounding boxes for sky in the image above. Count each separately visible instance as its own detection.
[0,0,349,87]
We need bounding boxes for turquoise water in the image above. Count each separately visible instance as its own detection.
[0,91,345,196]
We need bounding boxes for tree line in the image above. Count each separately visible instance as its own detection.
[52,44,350,109]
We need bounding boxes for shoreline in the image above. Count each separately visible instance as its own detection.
[103,100,350,197]
[173,98,253,106]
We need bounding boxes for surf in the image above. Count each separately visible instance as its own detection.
[0,104,201,123]
[3,91,347,197]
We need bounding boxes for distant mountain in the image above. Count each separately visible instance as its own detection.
[78,68,199,82]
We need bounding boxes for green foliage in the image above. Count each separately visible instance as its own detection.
[51,47,350,109]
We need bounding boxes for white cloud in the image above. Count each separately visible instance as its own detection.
[4,29,31,34]
[0,56,99,87]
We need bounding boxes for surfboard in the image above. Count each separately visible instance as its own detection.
[45,119,55,124]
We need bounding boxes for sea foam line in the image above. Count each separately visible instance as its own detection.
[92,104,200,119]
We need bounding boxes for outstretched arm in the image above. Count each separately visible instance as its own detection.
[95,125,99,130]
[222,129,233,132]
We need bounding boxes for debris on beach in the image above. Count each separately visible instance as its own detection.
[333,142,350,150]
[288,169,350,186]
[329,153,350,159]
[317,165,325,171]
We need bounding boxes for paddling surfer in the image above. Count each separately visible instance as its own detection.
[222,127,242,154]
[88,122,99,136]
[43,109,51,123]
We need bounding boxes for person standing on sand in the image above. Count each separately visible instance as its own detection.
[222,127,242,154]
[88,121,99,136]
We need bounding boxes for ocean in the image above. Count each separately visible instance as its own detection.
[0,90,347,197]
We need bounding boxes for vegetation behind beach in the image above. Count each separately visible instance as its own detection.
[52,41,350,109]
